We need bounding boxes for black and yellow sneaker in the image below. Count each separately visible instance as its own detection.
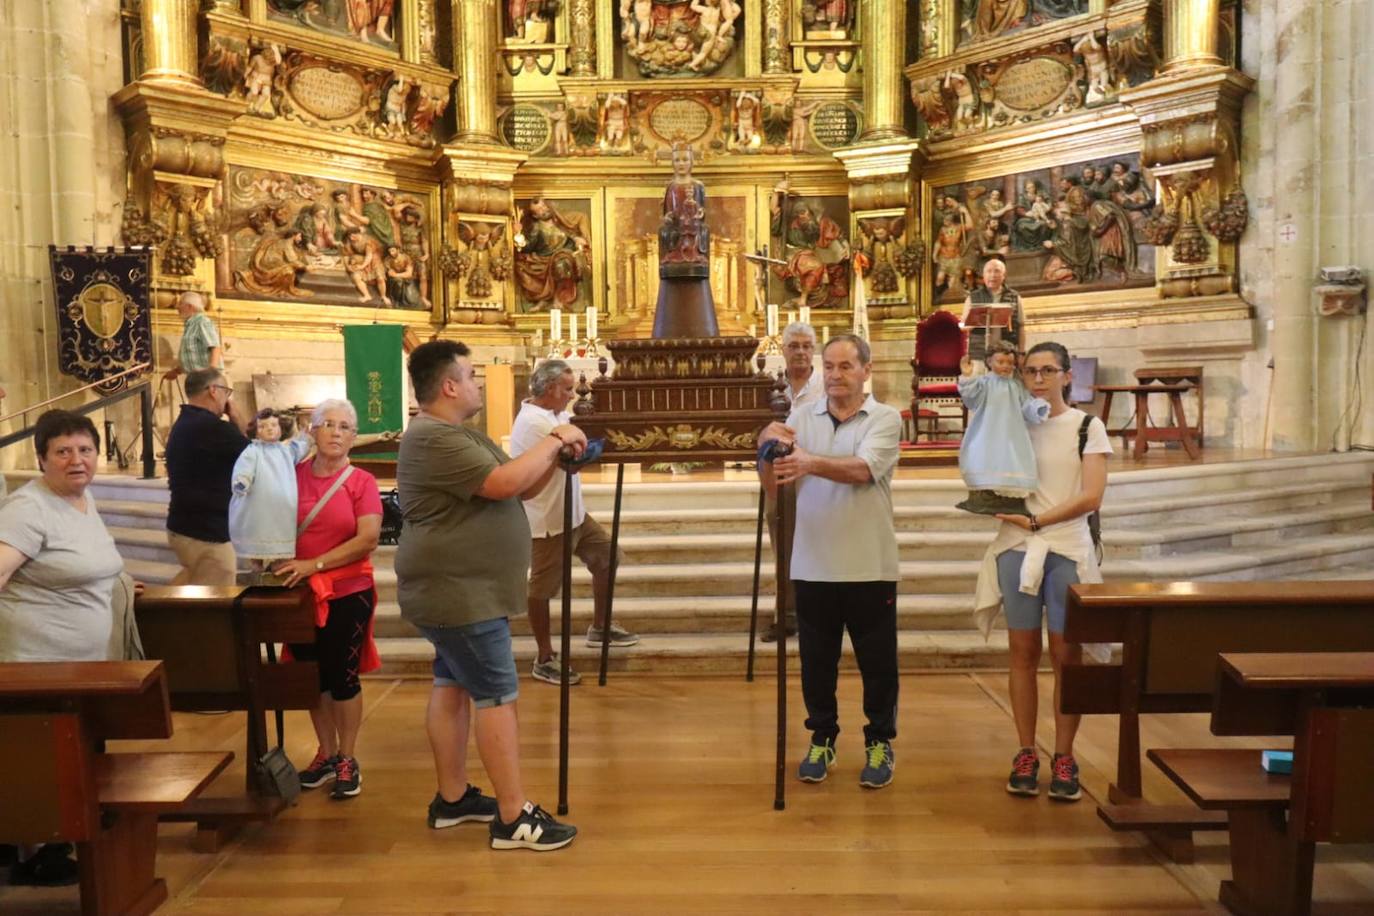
[330,756,361,799]
[859,740,895,789]
[798,738,837,782]
[489,802,577,851]
[428,785,499,829]
[1049,753,1082,802]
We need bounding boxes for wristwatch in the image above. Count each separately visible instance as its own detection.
[314,560,325,571]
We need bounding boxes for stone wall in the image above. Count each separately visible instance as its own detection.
[0,0,127,470]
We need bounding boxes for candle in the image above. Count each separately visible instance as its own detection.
[586,306,597,341]
[568,312,578,343]
[822,325,830,343]
[766,303,779,337]
[800,306,811,326]
[550,307,562,341]
[787,310,797,327]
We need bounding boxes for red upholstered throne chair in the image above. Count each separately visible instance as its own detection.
[907,309,967,441]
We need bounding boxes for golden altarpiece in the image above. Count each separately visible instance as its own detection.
[114,0,1251,407]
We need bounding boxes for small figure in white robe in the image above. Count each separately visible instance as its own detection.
[229,410,313,579]
[956,341,1048,516]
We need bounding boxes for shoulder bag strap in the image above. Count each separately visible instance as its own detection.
[1078,413,1092,459]
[297,464,356,537]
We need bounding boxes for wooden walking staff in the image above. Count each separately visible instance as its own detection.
[745,482,767,682]
[773,470,792,811]
[596,462,625,687]
[558,463,575,816]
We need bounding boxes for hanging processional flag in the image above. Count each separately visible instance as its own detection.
[343,324,408,436]
[48,245,154,393]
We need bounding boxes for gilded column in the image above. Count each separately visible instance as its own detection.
[400,0,423,63]
[762,0,788,75]
[569,0,597,77]
[138,0,202,86]
[455,0,500,144]
[1163,0,1222,72]
[859,0,906,141]
[1268,0,1319,450]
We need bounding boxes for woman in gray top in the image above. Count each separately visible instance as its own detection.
[0,410,125,663]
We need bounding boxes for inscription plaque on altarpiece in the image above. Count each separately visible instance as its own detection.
[288,67,367,120]
[995,57,1075,112]
[648,98,713,144]
[810,103,860,149]
[502,105,551,153]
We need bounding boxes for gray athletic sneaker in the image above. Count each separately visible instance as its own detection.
[1006,747,1040,797]
[585,622,640,647]
[798,738,837,782]
[1049,753,1082,802]
[531,654,581,686]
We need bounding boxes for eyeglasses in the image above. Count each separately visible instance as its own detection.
[1022,367,1064,379]
[211,384,235,396]
[317,420,357,433]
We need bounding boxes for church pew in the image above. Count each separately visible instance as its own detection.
[1148,652,1374,916]
[0,660,231,916]
[134,585,319,851]
[1059,580,1374,861]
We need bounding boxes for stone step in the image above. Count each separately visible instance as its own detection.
[373,629,1015,677]
[371,593,979,639]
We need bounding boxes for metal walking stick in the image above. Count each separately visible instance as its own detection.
[773,473,790,811]
[557,464,574,816]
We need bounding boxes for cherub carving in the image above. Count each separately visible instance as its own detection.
[597,92,629,149]
[856,216,906,294]
[1074,31,1111,105]
[243,43,282,116]
[380,74,410,138]
[457,221,508,300]
[733,90,762,149]
[549,102,571,155]
[788,98,822,152]
[944,69,978,130]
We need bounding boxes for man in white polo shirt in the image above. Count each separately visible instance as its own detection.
[511,360,639,686]
[758,333,902,789]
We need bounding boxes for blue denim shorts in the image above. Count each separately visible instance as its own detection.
[417,617,519,708]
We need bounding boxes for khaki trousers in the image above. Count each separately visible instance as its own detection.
[168,531,238,587]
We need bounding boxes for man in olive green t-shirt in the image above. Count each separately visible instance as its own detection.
[397,339,587,851]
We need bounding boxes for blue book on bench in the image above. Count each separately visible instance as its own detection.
[1261,750,1293,774]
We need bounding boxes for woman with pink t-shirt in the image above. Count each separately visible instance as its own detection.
[274,399,383,800]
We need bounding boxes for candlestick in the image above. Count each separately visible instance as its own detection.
[550,307,562,342]
[585,306,597,341]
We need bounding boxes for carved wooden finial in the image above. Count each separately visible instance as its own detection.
[573,371,596,416]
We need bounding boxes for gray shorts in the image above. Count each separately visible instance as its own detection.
[996,549,1080,635]
[418,618,519,708]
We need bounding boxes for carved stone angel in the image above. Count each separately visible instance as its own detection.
[856,216,906,294]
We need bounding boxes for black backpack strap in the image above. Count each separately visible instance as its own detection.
[1078,413,1092,459]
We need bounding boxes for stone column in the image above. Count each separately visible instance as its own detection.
[1163,0,1223,73]
[858,0,906,141]
[455,0,500,144]
[1267,0,1319,450]
[138,0,202,87]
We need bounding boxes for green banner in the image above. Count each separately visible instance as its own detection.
[343,324,405,436]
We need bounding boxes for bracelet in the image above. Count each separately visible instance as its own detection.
[1028,514,1041,532]
[549,432,569,448]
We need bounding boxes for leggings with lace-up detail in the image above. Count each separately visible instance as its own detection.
[287,591,375,701]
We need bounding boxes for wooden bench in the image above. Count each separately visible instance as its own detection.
[1060,580,1374,861]
[0,661,231,916]
[1149,652,1374,916]
[1095,365,1203,459]
[135,585,318,851]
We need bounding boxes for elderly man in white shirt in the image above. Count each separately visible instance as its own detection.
[758,333,902,790]
[761,322,824,643]
[510,360,639,685]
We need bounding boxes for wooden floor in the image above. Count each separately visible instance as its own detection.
[5,672,1372,914]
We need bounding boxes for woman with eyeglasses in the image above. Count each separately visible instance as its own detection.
[274,399,383,801]
[972,341,1111,804]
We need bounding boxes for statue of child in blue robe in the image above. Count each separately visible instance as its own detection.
[955,341,1049,516]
